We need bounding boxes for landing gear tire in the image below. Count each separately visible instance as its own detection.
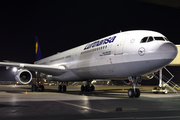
[31,84,37,92]
[81,85,85,92]
[63,85,67,92]
[90,85,95,92]
[40,85,44,92]
[128,88,140,98]
[134,89,140,97]
[85,85,90,92]
[128,89,134,98]
[58,85,67,92]
[81,85,95,92]
[31,84,44,92]
[58,85,62,92]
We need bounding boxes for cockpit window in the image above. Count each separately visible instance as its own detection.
[164,37,169,41]
[147,36,153,42]
[140,37,148,43]
[154,37,165,41]
[140,36,169,43]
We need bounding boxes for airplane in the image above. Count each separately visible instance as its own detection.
[0,30,177,98]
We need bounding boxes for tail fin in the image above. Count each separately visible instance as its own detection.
[35,36,43,61]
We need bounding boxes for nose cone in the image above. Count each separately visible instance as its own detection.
[160,43,177,60]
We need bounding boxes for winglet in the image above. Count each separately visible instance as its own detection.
[35,36,43,61]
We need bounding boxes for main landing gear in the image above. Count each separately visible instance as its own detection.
[81,81,95,92]
[58,82,67,92]
[127,76,141,98]
[31,84,44,92]
[31,72,44,92]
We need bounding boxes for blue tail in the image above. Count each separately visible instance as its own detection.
[35,36,43,61]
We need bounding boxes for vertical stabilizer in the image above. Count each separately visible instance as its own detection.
[35,36,43,61]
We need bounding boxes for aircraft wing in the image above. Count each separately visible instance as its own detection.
[0,62,67,76]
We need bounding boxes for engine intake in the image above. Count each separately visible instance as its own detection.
[15,69,32,84]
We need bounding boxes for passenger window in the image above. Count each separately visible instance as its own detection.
[147,37,153,42]
[140,37,148,43]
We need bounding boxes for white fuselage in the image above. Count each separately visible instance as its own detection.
[35,30,177,81]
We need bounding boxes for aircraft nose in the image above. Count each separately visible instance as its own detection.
[160,43,177,60]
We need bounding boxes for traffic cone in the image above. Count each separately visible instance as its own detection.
[26,91,27,95]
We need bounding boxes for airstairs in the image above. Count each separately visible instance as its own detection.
[152,67,180,94]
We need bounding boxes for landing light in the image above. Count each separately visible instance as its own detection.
[12,67,17,72]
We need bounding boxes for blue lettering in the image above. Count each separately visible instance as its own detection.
[84,44,89,50]
[84,36,116,50]
[103,39,109,44]
[109,36,116,43]
[87,44,92,49]
[97,40,104,46]
[92,41,98,48]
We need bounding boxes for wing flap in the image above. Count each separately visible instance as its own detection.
[0,62,66,76]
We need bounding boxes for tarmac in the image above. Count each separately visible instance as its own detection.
[0,85,180,120]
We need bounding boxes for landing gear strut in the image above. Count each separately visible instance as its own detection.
[81,81,95,92]
[128,76,141,98]
[31,72,44,92]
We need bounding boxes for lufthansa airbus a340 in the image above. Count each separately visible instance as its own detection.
[0,30,177,98]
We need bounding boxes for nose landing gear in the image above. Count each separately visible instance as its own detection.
[128,76,141,98]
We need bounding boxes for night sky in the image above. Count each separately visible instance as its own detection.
[0,0,180,82]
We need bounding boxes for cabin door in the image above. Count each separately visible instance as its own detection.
[115,34,128,55]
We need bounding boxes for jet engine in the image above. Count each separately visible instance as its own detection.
[15,69,32,84]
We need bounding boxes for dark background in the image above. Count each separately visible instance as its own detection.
[0,0,180,83]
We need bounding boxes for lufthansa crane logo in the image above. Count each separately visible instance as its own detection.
[138,47,145,56]
[36,42,38,54]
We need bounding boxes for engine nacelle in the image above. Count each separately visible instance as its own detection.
[15,69,32,84]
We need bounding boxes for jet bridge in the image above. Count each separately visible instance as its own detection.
[152,45,180,94]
